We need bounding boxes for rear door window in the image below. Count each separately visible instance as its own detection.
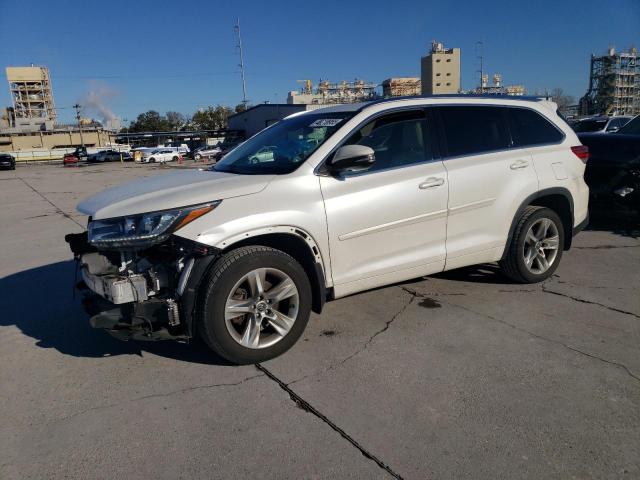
[509,108,564,147]
[437,106,511,157]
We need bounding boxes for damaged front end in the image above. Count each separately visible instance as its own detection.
[65,203,220,342]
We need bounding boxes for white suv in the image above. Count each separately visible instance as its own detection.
[142,149,180,163]
[66,96,589,364]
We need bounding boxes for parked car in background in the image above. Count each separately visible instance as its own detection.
[0,153,16,170]
[193,145,222,161]
[572,115,632,134]
[141,149,180,163]
[63,152,81,166]
[579,114,640,214]
[67,96,589,364]
[88,150,133,163]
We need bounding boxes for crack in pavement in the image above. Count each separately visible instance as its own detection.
[573,244,640,250]
[287,292,416,387]
[541,284,640,319]
[17,177,85,229]
[433,297,640,385]
[55,373,264,423]
[255,363,404,480]
[337,293,415,367]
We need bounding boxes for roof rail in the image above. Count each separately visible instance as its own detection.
[357,94,547,112]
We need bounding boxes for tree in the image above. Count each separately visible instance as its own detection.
[128,110,171,132]
[550,88,575,113]
[191,105,234,130]
[234,103,248,113]
[165,111,186,131]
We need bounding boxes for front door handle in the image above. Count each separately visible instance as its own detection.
[419,177,445,189]
[510,159,529,170]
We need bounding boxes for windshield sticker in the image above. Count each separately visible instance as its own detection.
[309,118,343,128]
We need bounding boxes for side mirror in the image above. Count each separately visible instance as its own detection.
[327,145,375,174]
[607,126,619,133]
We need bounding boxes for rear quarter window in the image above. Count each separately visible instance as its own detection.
[438,106,511,157]
[509,108,564,147]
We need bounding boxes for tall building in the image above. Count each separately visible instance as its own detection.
[6,66,57,130]
[382,77,421,97]
[421,41,461,95]
[580,47,640,115]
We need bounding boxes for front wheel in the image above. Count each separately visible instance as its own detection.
[197,246,312,364]
[500,206,564,283]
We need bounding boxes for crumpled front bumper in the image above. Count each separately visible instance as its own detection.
[65,231,190,341]
[82,293,187,342]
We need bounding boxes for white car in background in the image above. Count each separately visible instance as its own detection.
[142,149,180,164]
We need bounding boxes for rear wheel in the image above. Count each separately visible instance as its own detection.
[198,246,312,364]
[172,156,179,162]
[500,206,564,283]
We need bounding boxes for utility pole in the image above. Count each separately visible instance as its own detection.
[476,41,484,93]
[234,18,248,107]
[73,103,85,148]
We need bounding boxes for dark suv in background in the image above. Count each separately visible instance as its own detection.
[0,153,16,170]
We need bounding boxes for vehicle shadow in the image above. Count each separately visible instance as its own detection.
[586,208,639,239]
[431,263,513,285]
[0,260,233,365]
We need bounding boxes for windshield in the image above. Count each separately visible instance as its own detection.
[573,118,608,133]
[213,112,353,175]
[618,115,640,135]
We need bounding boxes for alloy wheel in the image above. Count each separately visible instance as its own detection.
[224,268,299,349]
[523,217,560,274]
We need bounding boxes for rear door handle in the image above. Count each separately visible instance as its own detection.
[510,159,529,170]
[419,177,445,189]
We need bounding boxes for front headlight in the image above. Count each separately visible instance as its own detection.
[88,201,220,249]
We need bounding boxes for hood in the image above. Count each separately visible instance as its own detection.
[78,169,274,219]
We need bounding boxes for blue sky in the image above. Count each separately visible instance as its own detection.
[1,0,638,124]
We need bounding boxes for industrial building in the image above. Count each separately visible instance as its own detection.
[288,79,378,105]
[382,78,421,97]
[421,41,461,95]
[474,73,526,96]
[580,47,639,116]
[6,66,57,131]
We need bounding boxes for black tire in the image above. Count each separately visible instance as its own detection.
[172,156,179,162]
[149,157,156,163]
[197,246,312,364]
[500,206,565,283]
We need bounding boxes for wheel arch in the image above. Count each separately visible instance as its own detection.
[502,187,575,259]
[218,229,328,316]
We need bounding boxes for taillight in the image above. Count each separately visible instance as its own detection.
[571,145,589,163]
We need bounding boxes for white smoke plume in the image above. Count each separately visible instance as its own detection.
[80,80,121,130]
